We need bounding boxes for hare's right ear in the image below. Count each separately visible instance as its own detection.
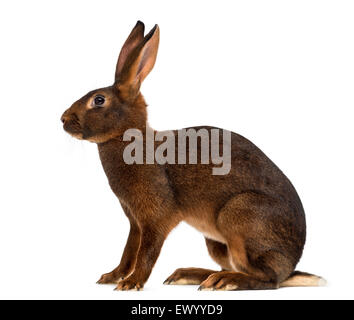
[115,24,160,99]
[115,21,145,80]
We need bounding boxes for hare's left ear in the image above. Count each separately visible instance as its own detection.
[116,24,160,98]
[115,21,145,81]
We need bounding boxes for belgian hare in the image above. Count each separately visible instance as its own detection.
[61,21,324,291]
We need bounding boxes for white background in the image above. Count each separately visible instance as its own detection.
[0,0,353,300]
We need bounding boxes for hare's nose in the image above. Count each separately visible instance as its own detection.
[61,111,72,124]
[61,114,68,124]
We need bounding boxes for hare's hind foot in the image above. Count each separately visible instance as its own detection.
[198,271,279,291]
[164,268,218,285]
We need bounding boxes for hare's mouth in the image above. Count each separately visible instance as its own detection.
[63,117,83,139]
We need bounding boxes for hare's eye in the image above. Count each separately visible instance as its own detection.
[94,95,105,106]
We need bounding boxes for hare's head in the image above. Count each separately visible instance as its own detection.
[61,21,159,143]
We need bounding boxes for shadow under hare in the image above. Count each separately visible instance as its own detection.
[61,21,325,291]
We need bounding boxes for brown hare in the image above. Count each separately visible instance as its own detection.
[61,21,325,291]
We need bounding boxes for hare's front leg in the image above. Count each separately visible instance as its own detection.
[97,217,140,284]
[114,220,174,291]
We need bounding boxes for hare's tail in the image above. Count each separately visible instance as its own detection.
[280,271,326,287]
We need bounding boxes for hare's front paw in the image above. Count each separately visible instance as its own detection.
[114,277,144,291]
[97,271,125,284]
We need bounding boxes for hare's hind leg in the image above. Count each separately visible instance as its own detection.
[200,192,297,291]
[199,246,291,291]
[199,270,280,291]
[164,238,230,285]
[205,238,232,271]
[164,268,217,285]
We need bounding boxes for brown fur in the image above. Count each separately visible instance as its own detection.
[61,21,324,291]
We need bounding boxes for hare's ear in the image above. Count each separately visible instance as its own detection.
[116,24,160,98]
[115,21,145,81]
